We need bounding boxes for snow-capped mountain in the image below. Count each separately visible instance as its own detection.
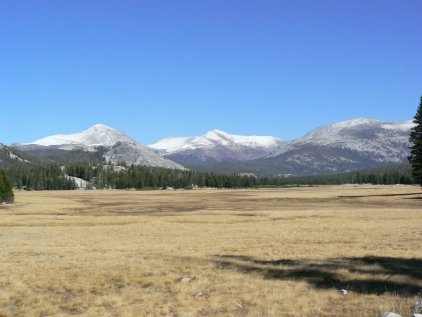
[149,129,284,163]
[19,124,185,170]
[246,118,414,175]
[9,118,414,176]
[153,118,414,176]
[283,118,414,163]
[28,124,135,149]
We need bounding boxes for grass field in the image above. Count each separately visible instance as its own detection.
[0,186,421,317]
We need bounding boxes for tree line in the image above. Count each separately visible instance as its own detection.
[2,163,77,190]
[0,160,417,192]
[64,162,260,189]
[268,164,414,186]
[65,162,415,189]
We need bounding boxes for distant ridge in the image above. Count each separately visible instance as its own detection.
[9,118,415,175]
[17,124,186,170]
[149,129,285,163]
[149,118,414,175]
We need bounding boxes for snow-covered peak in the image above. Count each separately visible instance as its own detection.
[299,118,410,141]
[284,117,413,162]
[204,129,232,141]
[89,123,115,130]
[331,118,381,128]
[28,124,136,147]
[148,136,194,152]
[381,120,415,131]
[149,130,284,154]
[23,124,186,170]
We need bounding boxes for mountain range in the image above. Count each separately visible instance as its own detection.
[149,118,413,175]
[3,118,414,176]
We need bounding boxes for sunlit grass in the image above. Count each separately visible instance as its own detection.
[0,186,421,316]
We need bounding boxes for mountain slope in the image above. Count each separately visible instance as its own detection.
[283,118,412,163]
[104,142,186,169]
[17,125,186,170]
[180,118,414,176]
[0,144,31,164]
[149,129,284,163]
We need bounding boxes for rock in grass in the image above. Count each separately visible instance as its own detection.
[180,277,192,283]
[413,298,422,314]
[379,313,402,317]
[340,289,348,295]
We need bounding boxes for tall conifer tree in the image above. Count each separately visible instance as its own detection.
[0,170,14,203]
[409,96,422,186]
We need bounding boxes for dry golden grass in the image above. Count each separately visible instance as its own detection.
[0,185,421,317]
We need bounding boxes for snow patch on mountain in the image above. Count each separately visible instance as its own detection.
[150,130,284,154]
[8,152,28,162]
[0,144,29,162]
[204,130,282,147]
[381,120,414,131]
[28,124,135,148]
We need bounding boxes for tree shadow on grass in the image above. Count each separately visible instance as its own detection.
[338,193,422,198]
[213,255,422,295]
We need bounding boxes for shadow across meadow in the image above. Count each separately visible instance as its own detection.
[338,193,422,198]
[213,255,422,295]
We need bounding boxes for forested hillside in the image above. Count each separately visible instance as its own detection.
[0,157,415,191]
[4,163,77,190]
[64,162,415,189]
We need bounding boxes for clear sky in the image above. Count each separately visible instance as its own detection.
[1,0,421,145]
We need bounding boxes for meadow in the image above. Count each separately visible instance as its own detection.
[0,185,421,317]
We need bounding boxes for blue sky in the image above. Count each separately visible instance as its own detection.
[1,0,421,144]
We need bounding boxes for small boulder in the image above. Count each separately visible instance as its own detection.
[412,298,422,314]
[379,313,402,317]
[180,277,192,283]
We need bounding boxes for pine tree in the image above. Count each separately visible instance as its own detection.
[409,96,422,187]
[0,170,14,203]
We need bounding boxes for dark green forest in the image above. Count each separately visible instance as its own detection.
[3,163,77,190]
[0,160,414,191]
[271,164,414,186]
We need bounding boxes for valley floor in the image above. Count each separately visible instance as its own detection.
[0,186,421,317]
